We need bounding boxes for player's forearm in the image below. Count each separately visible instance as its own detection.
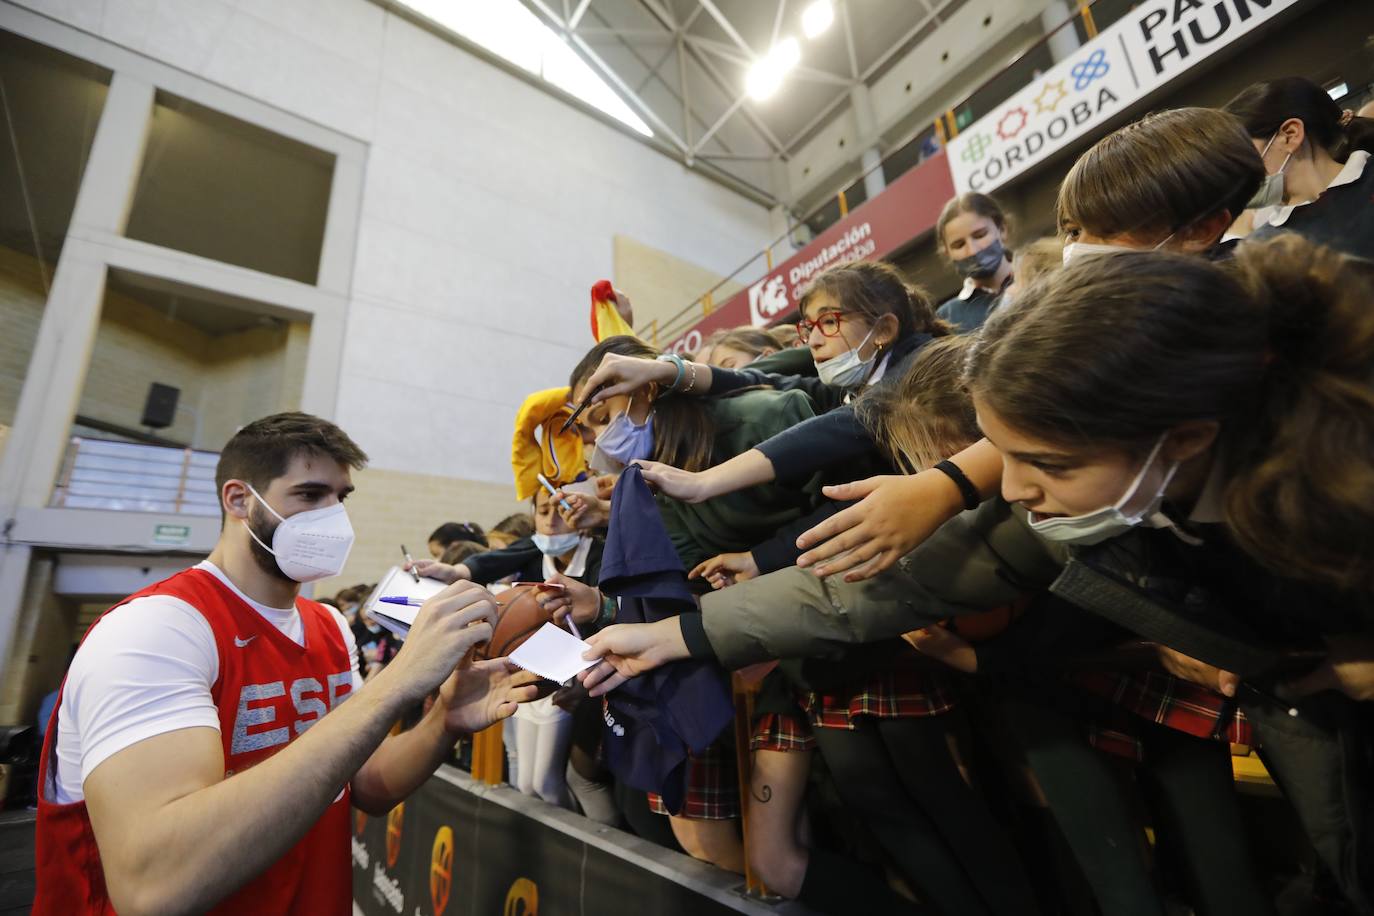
[350,699,456,814]
[113,665,416,915]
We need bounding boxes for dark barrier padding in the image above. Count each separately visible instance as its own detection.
[352,767,792,916]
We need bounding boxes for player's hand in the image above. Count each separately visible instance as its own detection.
[579,618,690,696]
[537,574,602,628]
[689,552,759,589]
[406,559,469,584]
[438,658,541,735]
[796,471,964,582]
[391,581,500,699]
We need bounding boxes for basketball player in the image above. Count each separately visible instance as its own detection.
[32,412,539,914]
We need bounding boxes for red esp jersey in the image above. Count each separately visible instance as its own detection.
[33,567,357,914]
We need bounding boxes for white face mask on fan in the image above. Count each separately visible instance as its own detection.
[243,483,355,583]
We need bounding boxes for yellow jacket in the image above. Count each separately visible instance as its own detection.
[511,387,585,500]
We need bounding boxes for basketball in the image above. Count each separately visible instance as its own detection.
[476,585,552,660]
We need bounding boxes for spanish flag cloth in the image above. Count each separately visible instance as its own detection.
[590,279,635,342]
[511,387,585,500]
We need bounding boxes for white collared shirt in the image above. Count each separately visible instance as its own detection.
[542,535,591,580]
[1254,150,1371,229]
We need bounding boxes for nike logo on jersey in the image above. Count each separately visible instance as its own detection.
[234,635,257,648]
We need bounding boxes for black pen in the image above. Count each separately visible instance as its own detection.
[559,383,606,434]
[401,545,420,583]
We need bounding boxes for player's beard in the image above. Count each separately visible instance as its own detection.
[246,501,296,584]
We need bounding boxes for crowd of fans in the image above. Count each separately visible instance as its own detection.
[348,76,1374,915]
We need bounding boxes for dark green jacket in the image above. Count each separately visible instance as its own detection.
[686,498,1066,667]
[658,389,822,570]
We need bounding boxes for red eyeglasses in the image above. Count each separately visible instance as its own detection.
[796,311,854,339]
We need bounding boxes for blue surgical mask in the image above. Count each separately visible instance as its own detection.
[1026,435,1181,547]
[533,531,581,557]
[815,325,879,388]
[595,401,654,465]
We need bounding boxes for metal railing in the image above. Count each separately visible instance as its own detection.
[50,436,220,516]
[641,0,1137,347]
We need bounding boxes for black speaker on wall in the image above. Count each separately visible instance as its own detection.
[141,383,180,429]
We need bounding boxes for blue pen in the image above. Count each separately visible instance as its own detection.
[379,596,425,607]
[537,473,573,512]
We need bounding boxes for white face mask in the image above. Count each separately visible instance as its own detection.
[533,531,581,557]
[243,483,355,583]
[1026,435,1181,547]
[815,325,879,388]
[587,445,622,475]
[1062,231,1178,267]
[1062,241,1136,266]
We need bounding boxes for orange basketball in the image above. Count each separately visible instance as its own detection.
[475,585,552,660]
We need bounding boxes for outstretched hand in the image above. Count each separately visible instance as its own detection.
[578,618,691,697]
[688,552,759,589]
[580,352,677,404]
[796,472,963,581]
[634,460,714,503]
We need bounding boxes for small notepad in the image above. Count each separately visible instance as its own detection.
[362,567,449,639]
[508,623,597,685]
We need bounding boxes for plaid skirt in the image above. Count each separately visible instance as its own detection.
[804,658,956,730]
[750,710,817,753]
[1073,669,1254,762]
[646,740,740,820]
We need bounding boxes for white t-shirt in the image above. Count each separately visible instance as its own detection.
[51,561,362,803]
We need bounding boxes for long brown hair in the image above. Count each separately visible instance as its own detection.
[798,260,950,342]
[569,335,716,472]
[1057,107,1264,241]
[967,235,1374,593]
[1226,76,1374,162]
[856,336,979,473]
[936,192,1011,258]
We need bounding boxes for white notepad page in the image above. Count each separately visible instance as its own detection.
[508,623,597,685]
[363,566,449,636]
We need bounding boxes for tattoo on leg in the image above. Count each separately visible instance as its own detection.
[751,783,773,804]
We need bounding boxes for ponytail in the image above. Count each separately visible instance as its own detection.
[1224,236,1374,592]
[1225,77,1374,162]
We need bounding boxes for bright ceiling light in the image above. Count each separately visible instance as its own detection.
[1327,81,1349,100]
[802,0,834,39]
[747,37,801,101]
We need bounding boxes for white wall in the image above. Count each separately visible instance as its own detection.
[10,0,772,485]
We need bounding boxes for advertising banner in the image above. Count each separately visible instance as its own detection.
[664,150,955,354]
[947,0,1301,193]
[352,771,755,916]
